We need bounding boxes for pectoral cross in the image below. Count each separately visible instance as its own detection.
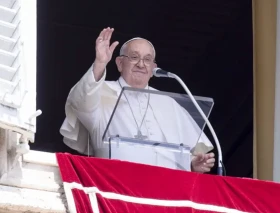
[134,130,148,140]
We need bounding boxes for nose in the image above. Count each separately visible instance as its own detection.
[136,59,145,68]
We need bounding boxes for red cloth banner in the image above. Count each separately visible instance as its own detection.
[56,153,280,213]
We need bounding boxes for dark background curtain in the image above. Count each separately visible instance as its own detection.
[33,0,253,177]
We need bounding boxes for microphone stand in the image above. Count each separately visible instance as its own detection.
[157,71,223,176]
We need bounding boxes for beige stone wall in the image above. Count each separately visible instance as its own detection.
[253,0,277,180]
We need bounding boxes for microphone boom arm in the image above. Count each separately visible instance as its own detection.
[153,68,223,175]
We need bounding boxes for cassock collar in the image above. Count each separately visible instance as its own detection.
[117,76,149,98]
[118,76,149,90]
[103,76,152,99]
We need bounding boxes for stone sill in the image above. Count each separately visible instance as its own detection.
[0,150,67,213]
[0,185,65,213]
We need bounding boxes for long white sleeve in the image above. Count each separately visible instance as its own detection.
[68,64,106,130]
[68,64,105,112]
[60,64,106,154]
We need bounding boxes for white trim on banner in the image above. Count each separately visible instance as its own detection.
[63,182,77,213]
[63,182,249,213]
[89,192,100,213]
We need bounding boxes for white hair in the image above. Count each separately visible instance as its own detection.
[119,37,156,57]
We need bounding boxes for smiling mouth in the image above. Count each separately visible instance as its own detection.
[133,70,146,74]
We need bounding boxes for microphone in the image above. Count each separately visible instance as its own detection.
[153,67,224,176]
[153,68,173,77]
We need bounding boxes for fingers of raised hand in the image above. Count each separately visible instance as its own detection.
[109,41,119,53]
[105,27,114,40]
[96,29,105,43]
[96,27,114,43]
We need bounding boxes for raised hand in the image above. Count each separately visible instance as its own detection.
[191,152,215,173]
[93,27,119,81]
[95,27,119,65]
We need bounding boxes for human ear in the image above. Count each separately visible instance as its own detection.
[115,56,123,73]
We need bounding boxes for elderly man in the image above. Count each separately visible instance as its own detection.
[60,27,215,173]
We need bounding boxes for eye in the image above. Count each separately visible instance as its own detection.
[131,56,139,60]
[144,57,152,62]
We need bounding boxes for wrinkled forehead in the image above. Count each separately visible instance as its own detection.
[120,37,156,57]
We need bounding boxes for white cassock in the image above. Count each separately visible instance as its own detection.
[60,64,214,169]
